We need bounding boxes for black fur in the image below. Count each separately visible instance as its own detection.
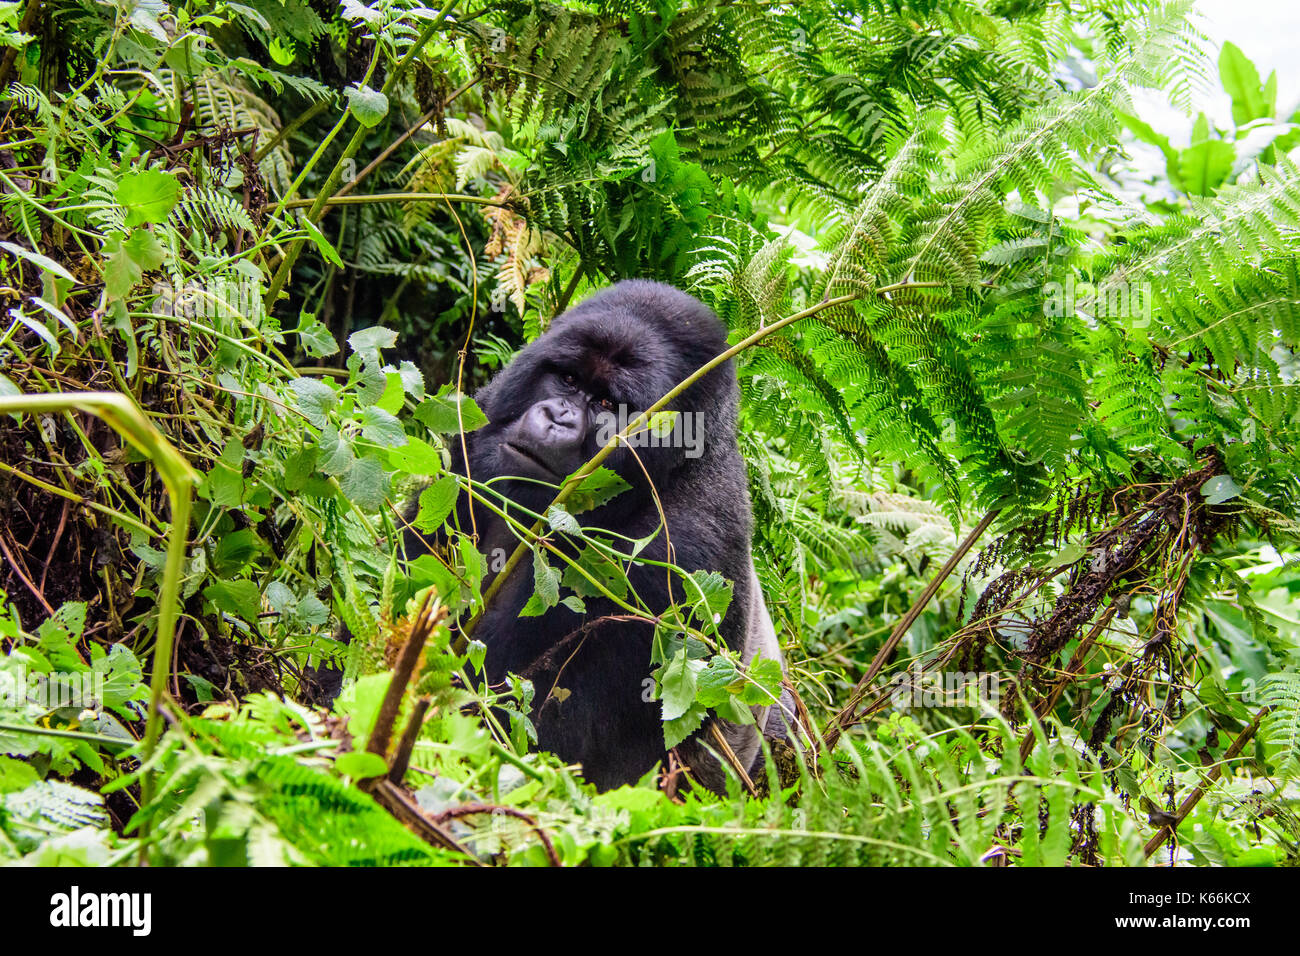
[413,280,791,791]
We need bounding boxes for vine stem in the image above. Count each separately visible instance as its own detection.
[265,192,505,213]
[463,292,860,637]
[821,507,1000,753]
[0,391,199,862]
[1143,707,1268,859]
[263,1,458,310]
[332,76,480,202]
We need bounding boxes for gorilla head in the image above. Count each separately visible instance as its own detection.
[417,280,795,792]
[465,280,736,519]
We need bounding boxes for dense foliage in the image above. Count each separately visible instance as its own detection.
[0,0,1297,866]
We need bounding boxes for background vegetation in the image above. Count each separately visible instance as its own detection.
[0,0,1297,866]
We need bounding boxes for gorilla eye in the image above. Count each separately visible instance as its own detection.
[561,373,578,388]
[598,396,615,411]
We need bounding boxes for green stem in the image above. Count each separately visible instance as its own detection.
[466,292,860,635]
[269,192,505,212]
[263,2,458,310]
[0,722,135,751]
[0,392,199,836]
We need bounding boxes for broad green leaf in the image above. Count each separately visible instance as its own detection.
[414,387,488,433]
[296,316,340,357]
[360,406,407,447]
[389,435,443,477]
[1178,139,1234,196]
[1201,474,1242,505]
[116,170,180,227]
[566,466,631,515]
[204,579,262,623]
[1219,42,1271,126]
[348,326,399,353]
[336,750,388,779]
[660,648,704,721]
[740,657,783,706]
[345,84,389,127]
[414,476,458,531]
[339,456,390,510]
[663,701,708,749]
[103,229,165,300]
[290,376,339,428]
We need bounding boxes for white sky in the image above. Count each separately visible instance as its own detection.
[1132,0,1300,143]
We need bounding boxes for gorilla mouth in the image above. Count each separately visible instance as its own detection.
[503,442,562,480]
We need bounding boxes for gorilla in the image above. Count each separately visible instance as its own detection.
[412,280,798,792]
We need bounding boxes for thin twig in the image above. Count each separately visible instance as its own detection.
[1143,707,1268,859]
[332,76,480,202]
[387,696,431,784]
[433,803,561,866]
[367,592,444,760]
[822,508,1000,752]
[0,530,53,616]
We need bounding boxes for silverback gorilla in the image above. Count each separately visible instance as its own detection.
[412,280,797,791]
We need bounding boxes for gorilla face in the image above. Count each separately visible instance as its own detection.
[464,280,736,518]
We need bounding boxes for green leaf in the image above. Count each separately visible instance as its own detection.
[345,84,389,127]
[694,655,743,707]
[204,579,263,623]
[1219,42,1271,127]
[284,446,319,491]
[566,467,631,515]
[290,377,339,428]
[560,544,628,600]
[1119,113,1182,190]
[183,674,219,703]
[297,594,329,628]
[1201,474,1242,505]
[396,361,425,400]
[213,528,264,575]
[0,755,40,794]
[348,326,399,353]
[740,657,783,706]
[116,170,180,227]
[300,216,344,268]
[6,308,58,354]
[663,701,708,749]
[414,476,458,531]
[546,505,580,534]
[335,750,388,779]
[0,241,77,282]
[296,316,340,358]
[103,229,165,300]
[376,371,405,414]
[205,440,248,508]
[414,387,488,434]
[318,426,355,475]
[519,547,561,618]
[1177,139,1234,196]
[388,435,443,477]
[360,406,407,447]
[685,570,733,626]
[660,648,703,721]
[339,456,390,511]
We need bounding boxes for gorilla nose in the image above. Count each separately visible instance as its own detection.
[506,398,586,478]
[537,398,579,429]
